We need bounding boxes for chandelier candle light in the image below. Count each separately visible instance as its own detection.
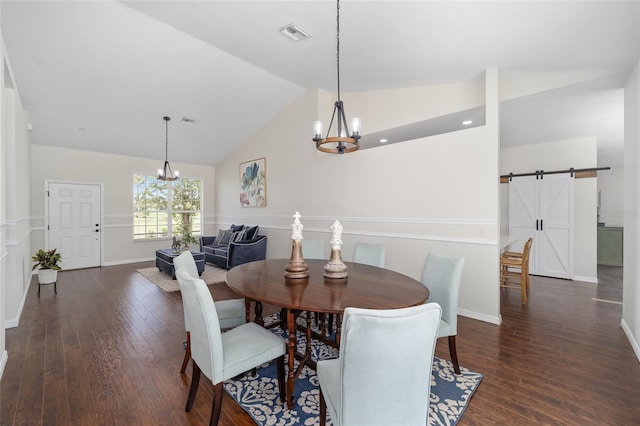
[157,116,179,181]
[313,0,361,154]
[285,212,310,279]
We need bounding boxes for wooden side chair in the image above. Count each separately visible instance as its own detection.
[500,238,533,304]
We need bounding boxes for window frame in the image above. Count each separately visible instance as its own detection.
[133,173,203,241]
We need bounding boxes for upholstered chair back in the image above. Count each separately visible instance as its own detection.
[352,242,386,268]
[302,239,325,259]
[421,253,464,337]
[174,250,199,279]
[322,303,441,425]
[175,251,199,332]
[176,270,224,383]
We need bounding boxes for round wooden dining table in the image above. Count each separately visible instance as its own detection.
[226,258,429,409]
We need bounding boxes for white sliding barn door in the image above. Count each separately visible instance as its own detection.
[538,174,574,278]
[509,174,574,279]
[47,182,102,270]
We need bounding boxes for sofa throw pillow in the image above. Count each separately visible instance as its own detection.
[230,224,245,232]
[212,229,226,245]
[244,225,259,240]
[216,229,233,246]
[231,228,246,243]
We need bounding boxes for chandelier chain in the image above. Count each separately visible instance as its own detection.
[165,118,169,160]
[336,0,341,102]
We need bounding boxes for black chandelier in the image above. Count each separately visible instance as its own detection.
[313,0,361,154]
[157,116,179,181]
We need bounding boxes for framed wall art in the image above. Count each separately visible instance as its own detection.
[239,157,267,207]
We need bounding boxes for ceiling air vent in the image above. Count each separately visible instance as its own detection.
[279,24,311,41]
[181,117,195,126]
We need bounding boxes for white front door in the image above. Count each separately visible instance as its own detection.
[47,182,102,270]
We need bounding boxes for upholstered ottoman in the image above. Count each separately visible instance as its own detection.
[155,249,205,279]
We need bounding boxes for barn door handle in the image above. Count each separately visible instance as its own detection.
[540,220,543,231]
[536,219,539,231]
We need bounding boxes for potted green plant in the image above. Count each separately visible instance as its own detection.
[180,226,198,251]
[32,248,62,284]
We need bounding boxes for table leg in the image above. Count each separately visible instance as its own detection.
[244,298,252,323]
[254,300,264,327]
[305,311,312,355]
[286,308,296,409]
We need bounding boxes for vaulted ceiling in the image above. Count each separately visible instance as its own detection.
[2,1,638,167]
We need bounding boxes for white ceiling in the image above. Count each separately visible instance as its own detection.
[2,1,639,167]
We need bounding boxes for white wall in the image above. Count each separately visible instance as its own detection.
[1,39,33,373]
[597,165,624,227]
[214,71,501,324]
[500,137,598,282]
[623,59,640,362]
[30,145,216,266]
[3,86,32,327]
[0,36,7,377]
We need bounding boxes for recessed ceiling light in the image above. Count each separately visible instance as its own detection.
[380,139,388,143]
[279,24,311,41]
[462,120,473,126]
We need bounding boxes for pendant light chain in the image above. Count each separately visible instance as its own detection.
[336,0,341,102]
[158,116,179,181]
[165,117,169,161]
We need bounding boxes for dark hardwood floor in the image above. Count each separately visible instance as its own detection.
[2,262,639,425]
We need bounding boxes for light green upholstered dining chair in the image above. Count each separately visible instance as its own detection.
[325,241,387,336]
[302,238,325,259]
[317,303,442,426]
[178,270,286,426]
[174,251,245,374]
[300,239,326,328]
[421,252,465,374]
[352,242,386,267]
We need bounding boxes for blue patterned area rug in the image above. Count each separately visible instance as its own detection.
[224,316,483,426]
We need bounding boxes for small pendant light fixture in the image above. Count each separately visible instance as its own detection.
[157,116,179,181]
[313,0,361,154]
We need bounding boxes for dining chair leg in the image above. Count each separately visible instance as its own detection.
[180,332,191,374]
[276,355,285,403]
[319,391,327,426]
[520,268,528,304]
[185,361,201,411]
[209,382,224,426]
[448,335,461,375]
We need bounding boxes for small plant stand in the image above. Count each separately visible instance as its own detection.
[38,280,57,297]
[37,269,58,297]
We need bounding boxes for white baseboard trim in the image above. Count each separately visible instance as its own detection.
[458,308,502,325]
[5,275,30,329]
[574,275,598,284]
[0,350,7,380]
[621,318,640,363]
[102,257,154,267]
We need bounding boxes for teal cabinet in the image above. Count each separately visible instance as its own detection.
[597,227,623,266]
